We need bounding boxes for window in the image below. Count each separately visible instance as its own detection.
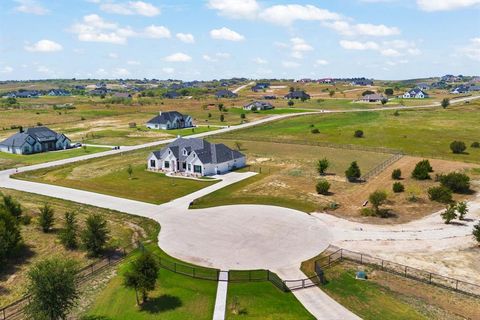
[150,160,156,167]
[182,162,186,169]
[193,165,202,173]
[183,149,187,156]
[164,161,170,168]
[188,164,191,171]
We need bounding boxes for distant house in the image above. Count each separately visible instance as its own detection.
[73,85,86,91]
[146,111,193,130]
[359,94,386,103]
[0,127,71,155]
[243,101,274,111]
[113,92,132,99]
[48,89,71,96]
[215,90,238,98]
[13,91,40,98]
[403,88,429,99]
[450,85,470,94]
[163,91,181,99]
[416,83,431,91]
[89,88,108,96]
[251,83,270,92]
[351,79,373,86]
[147,137,246,176]
[284,90,310,100]
[469,85,480,92]
[318,78,334,84]
[263,95,277,100]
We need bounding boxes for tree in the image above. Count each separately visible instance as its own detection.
[439,172,470,193]
[329,90,335,97]
[0,208,22,265]
[456,201,468,220]
[251,106,258,112]
[428,186,453,204]
[0,194,22,220]
[473,222,480,245]
[25,258,78,320]
[450,141,466,154]
[59,212,78,250]
[5,97,17,106]
[218,103,224,111]
[208,113,212,118]
[124,251,159,305]
[220,114,225,122]
[289,86,295,93]
[316,179,331,195]
[441,98,450,109]
[369,190,388,216]
[441,203,457,224]
[392,182,405,193]
[287,100,294,107]
[391,169,402,180]
[127,164,133,179]
[381,98,388,105]
[354,130,364,138]
[81,214,109,257]
[411,160,432,180]
[234,141,243,151]
[317,158,330,175]
[345,161,361,182]
[384,88,394,96]
[362,90,375,96]
[38,204,55,233]
[471,142,480,148]
[240,113,246,120]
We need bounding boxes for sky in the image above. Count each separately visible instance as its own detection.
[0,0,479,81]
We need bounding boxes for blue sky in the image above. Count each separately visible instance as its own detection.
[0,0,479,81]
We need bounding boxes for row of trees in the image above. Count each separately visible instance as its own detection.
[314,158,362,195]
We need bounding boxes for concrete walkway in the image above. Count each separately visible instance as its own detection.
[213,271,229,320]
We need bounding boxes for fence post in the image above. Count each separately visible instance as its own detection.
[360,254,363,264]
[328,255,331,266]
[405,266,407,277]
[456,280,459,291]
[302,279,305,288]
[91,264,94,275]
[340,249,343,260]
[174,262,177,272]
[381,260,384,270]
[429,273,432,283]
[193,268,196,278]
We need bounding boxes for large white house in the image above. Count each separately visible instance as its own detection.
[403,88,429,99]
[147,138,246,176]
[0,127,71,155]
[146,111,193,130]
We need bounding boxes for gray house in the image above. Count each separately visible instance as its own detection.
[0,127,71,155]
[147,137,245,176]
[243,101,274,111]
[146,111,193,130]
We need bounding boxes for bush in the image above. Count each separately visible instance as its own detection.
[384,88,394,96]
[369,190,388,216]
[311,128,320,134]
[391,169,402,180]
[473,222,480,244]
[450,141,467,154]
[317,158,329,175]
[393,110,400,116]
[411,160,432,180]
[439,172,470,193]
[392,182,405,193]
[441,203,457,224]
[441,98,450,109]
[345,161,361,182]
[428,186,453,204]
[0,209,22,265]
[316,179,331,195]
[81,214,109,257]
[38,204,54,233]
[354,130,364,138]
[471,142,480,148]
[360,208,375,216]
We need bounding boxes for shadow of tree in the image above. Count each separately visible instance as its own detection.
[0,244,36,282]
[81,316,112,320]
[141,294,182,314]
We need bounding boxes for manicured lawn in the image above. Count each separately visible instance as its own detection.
[0,146,108,170]
[226,281,314,319]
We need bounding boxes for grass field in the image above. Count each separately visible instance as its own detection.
[219,102,480,163]
[15,148,217,204]
[226,281,314,319]
[0,146,108,170]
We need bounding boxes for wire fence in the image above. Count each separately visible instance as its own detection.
[314,247,480,298]
[361,152,404,181]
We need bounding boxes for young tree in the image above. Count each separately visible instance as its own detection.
[234,141,243,151]
[354,130,364,138]
[441,203,457,224]
[124,251,159,305]
[38,204,55,233]
[208,112,212,118]
[381,98,388,105]
[384,88,394,96]
[0,208,22,264]
[391,169,402,180]
[450,141,467,154]
[345,161,361,182]
[441,98,450,109]
[289,86,295,93]
[81,214,109,257]
[456,201,468,220]
[428,186,453,204]
[328,90,335,97]
[316,179,331,195]
[220,114,225,122]
[287,100,294,107]
[411,160,432,180]
[317,158,330,175]
[25,258,78,320]
[240,113,246,120]
[392,182,405,193]
[439,172,470,193]
[127,164,133,179]
[473,222,480,245]
[218,103,224,111]
[369,190,388,216]
[59,212,78,250]
[0,194,22,221]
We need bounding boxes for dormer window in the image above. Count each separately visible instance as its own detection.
[168,150,171,154]
[183,150,188,156]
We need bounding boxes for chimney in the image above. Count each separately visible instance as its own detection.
[159,111,162,116]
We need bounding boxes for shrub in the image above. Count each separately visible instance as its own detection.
[411,160,432,180]
[360,208,375,216]
[391,169,402,180]
[384,88,394,96]
[471,142,480,148]
[441,98,450,109]
[441,203,457,224]
[287,100,294,107]
[316,179,331,195]
[317,158,329,175]
[311,128,320,134]
[439,172,470,193]
[473,222,480,244]
[393,110,400,116]
[428,186,452,204]
[456,201,468,220]
[450,141,466,154]
[369,190,388,216]
[354,130,364,138]
[38,204,54,233]
[345,161,361,182]
[392,182,405,193]
[0,209,22,265]
[81,214,109,257]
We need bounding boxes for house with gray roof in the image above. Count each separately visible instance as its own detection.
[359,94,386,103]
[215,90,238,98]
[243,101,274,111]
[146,111,193,130]
[147,137,245,176]
[284,90,310,100]
[403,88,429,99]
[0,127,71,155]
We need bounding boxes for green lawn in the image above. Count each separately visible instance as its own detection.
[219,103,480,162]
[226,281,314,320]
[0,146,108,170]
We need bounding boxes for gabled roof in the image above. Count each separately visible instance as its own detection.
[0,126,67,148]
[361,94,385,101]
[244,101,274,109]
[147,111,189,125]
[285,90,310,99]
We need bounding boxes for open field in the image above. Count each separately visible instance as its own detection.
[226,281,314,319]
[0,146,108,170]
[301,259,480,320]
[15,147,218,204]
[0,188,159,306]
[219,102,480,163]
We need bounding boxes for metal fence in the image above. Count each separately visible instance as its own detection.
[360,152,404,181]
[315,247,480,298]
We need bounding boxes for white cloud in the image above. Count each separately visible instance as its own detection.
[127,60,141,65]
[0,66,14,74]
[290,37,313,59]
[96,68,108,77]
[380,48,401,57]
[253,57,268,64]
[324,20,400,36]
[216,52,230,59]
[14,0,49,15]
[203,52,230,62]
[282,61,300,68]
[70,14,135,44]
[164,52,192,62]
[315,59,329,66]
[100,1,160,16]
[207,0,260,19]
[417,0,480,11]
[339,40,379,50]
[143,25,171,38]
[25,39,63,52]
[108,52,119,59]
[340,39,421,57]
[459,38,480,62]
[210,27,245,41]
[176,33,195,43]
[113,67,130,77]
[36,65,52,74]
[259,4,341,26]
[162,67,175,74]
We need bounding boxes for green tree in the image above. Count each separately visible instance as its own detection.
[0,208,22,265]
[218,103,224,111]
[124,251,159,305]
[287,100,294,107]
[439,172,470,193]
[441,203,457,224]
[441,98,450,109]
[59,212,78,250]
[354,130,364,138]
[391,169,402,180]
[456,201,468,220]
[234,141,243,151]
[316,179,331,195]
[450,141,466,154]
[289,86,294,93]
[5,97,17,106]
[392,182,405,193]
[384,88,394,96]
[38,204,55,233]
[328,90,335,97]
[428,186,453,204]
[473,222,480,244]
[362,90,375,96]
[317,158,330,175]
[220,114,225,122]
[381,98,388,105]
[240,113,246,120]
[25,258,78,320]
[0,194,22,220]
[345,161,361,182]
[369,190,388,216]
[127,164,133,179]
[411,160,432,180]
[81,214,109,257]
